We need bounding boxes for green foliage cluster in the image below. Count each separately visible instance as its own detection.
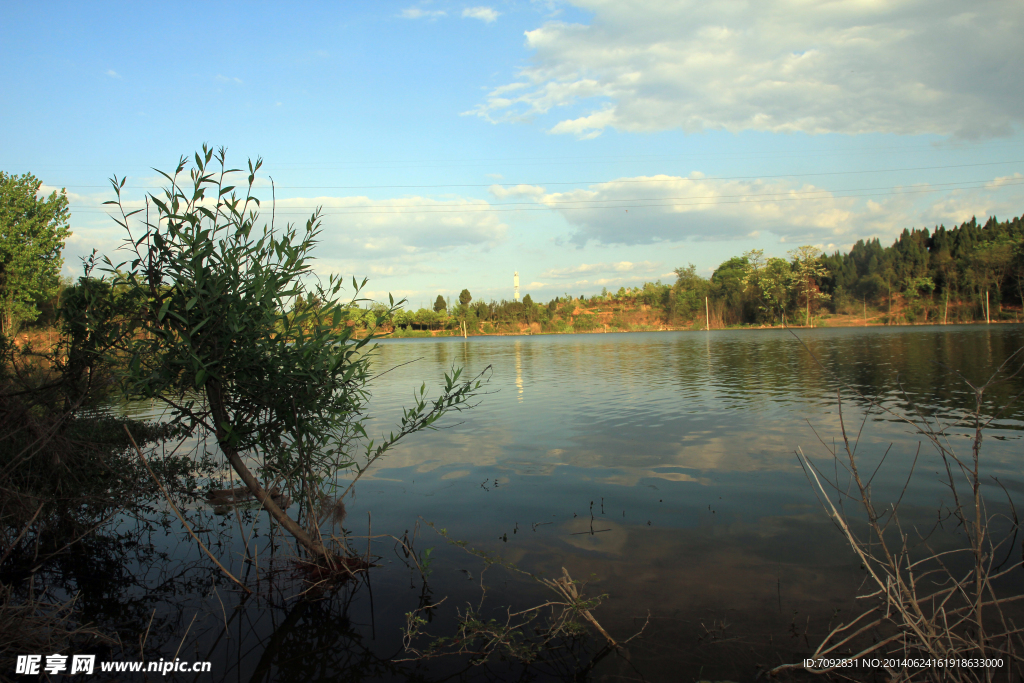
[98,146,484,560]
[527,213,1023,329]
[0,172,72,335]
[52,254,143,409]
[381,296,547,335]
[820,215,1024,321]
[573,313,598,331]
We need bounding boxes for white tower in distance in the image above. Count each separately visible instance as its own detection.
[513,271,520,302]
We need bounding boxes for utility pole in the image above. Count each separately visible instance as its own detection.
[986,291,990,324]
[705,296,710,331]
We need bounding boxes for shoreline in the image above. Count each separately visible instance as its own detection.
[381,317,1023,340]
[11,317,1020,352]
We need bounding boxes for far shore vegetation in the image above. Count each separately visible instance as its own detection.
[6,208,1024,355]
[395,212,1022,337]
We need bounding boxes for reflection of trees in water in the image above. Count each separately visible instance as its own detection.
[806,329,1024,421]
[677,328,1024,427]
[8,510,613,682]
[3,514,233,665]
[232,596,404,683]
[367,329,1022,477]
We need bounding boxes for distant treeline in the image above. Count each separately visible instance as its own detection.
[819,214,1023,321]
[370,212,1024,334]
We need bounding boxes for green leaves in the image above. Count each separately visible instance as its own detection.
[104,147,487,548]
[0,172,72,334]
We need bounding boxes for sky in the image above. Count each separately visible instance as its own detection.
[2,0,1023,308]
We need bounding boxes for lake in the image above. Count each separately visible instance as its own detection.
[68,324,1024,680]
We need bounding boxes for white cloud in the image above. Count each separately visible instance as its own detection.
[539,260,661,279]
[526,261,667,293]
[401,7,446,19]
[105,70,121,79]
[493,171,1024,247]
[58,187,509,284]
[272,195,508,258]
[489,183,546,199]
[493,174,859,244]
[361,288,419,302]
[366,263,450,277]
[468,0,1024,138]
[986,173,1024,190]
[463,6,500,23]
[525,272,661,290]
[548,106,617,139]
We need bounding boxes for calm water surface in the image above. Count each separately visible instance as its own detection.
[86,325,1024,681]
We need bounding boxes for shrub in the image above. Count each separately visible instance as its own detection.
[573,313,598,332]
[101,146,485,562]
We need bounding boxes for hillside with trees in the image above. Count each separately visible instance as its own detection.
[359,212,1024,336]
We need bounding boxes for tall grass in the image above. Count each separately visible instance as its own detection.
[773,344,1024,682]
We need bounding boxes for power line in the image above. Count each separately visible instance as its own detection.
[13,140,1019,173]
[66,176,1018,211]
[49,159,1024,192]
[67,178,1024,216]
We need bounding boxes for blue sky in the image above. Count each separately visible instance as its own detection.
[2,0,1022,308]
